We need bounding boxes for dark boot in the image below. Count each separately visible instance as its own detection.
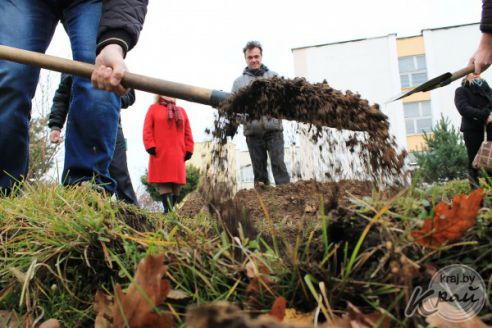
[468,168,479,190]
[161,193,172,214]
[171,194,178,207]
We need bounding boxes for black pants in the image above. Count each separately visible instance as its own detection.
[463,124,492,187]
[246,131,290,185]
[109,127,138,205]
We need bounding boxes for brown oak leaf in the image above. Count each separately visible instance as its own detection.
[112,254,174,328]
[411,189,484,248]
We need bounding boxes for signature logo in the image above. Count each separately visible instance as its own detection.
[405,264,486,322]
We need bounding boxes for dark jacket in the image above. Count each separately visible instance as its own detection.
[48,74,136,130]
[97,0,148,56]
[454,80,492,132]
[481,0,492,33]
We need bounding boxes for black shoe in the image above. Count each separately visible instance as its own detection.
[161,193,172,214]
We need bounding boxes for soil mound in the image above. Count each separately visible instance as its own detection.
[179,179,373,222]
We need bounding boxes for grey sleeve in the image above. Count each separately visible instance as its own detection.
[232,79,240,93]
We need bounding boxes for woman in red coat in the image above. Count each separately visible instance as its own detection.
[143,95,194,213]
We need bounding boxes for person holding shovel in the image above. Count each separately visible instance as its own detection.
[455,73,492,188]
[0,0,147,195]
[143,96,194,213]
[470,0,492,74]
[49,74,139,205]
[231,41,290,188]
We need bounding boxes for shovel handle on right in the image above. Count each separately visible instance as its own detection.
[449,65,475,83]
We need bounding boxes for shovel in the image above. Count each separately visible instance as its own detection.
[0,45,231,108]
[387,64,474,103]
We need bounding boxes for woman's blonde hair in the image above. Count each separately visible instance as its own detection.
[462,73,481,86]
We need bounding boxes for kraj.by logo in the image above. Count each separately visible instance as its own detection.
[405,264,486,322]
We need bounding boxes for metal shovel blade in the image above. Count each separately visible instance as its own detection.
[386,64,474,103]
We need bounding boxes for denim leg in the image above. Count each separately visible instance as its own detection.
[246,135,269,184]
[61,0,120,193]
[266,131,290,185]
[0,1,59,192]
[109,126,138,205]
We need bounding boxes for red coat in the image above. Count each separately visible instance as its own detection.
[143,103,194,184]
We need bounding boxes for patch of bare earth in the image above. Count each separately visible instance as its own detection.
[179,179,375,228]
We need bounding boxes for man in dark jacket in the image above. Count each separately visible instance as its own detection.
[231,41,290,187]
[49,74,139,205]
[470,0,492,74]
[0,0,147,195]
[455,74,492,188]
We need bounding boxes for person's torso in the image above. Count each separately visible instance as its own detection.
[233,70,283,136]
[457,85,492,131]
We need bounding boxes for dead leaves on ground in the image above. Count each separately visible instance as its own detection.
[0,310,60,328]
[185,298,393,328]
[94,254,174,328]
[423,298,491,328]
[411,189,484,248]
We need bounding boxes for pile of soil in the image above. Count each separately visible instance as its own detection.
[180,179,390,270]
[179,180,373,223]
[193,78,408,232]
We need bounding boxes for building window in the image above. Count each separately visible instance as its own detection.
[241,164,254,183]
[404,101,432,135]
[398,55,428,88]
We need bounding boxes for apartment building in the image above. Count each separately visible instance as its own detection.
[190,24,488,189]
[292,23,491,154]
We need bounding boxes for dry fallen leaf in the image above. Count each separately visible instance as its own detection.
[92,254,176,328]
[269,296,287,321]
[167,289,191,300]
[94,290,113,328]
[0,310,22,328]
[320,302,392,328]
[424,298,490,328]
[411,189,484,248]
[283,309,313,324]
[112,254,173,328]
[245,258,275,293]
[39,319,61,328]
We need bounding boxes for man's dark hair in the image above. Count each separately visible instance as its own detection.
[243,40,262,54]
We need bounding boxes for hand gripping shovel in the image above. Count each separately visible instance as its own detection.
[0,45,231,107]
[387,64,474,103]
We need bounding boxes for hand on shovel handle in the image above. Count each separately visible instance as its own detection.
[0,45,231,107]
[91,44,128,95]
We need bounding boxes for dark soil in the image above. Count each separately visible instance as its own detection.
[179,179,375,228]
[214,77,407,180]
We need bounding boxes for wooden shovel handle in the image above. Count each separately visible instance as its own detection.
[449,65,475,83]
[0,45,230,107]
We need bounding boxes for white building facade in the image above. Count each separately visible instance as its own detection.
[292,23,491,155]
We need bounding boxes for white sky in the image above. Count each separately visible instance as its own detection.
[43,0,482,193]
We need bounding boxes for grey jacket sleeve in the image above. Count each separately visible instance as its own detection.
[48,74,72,130]
[232,78,241,93]
[96,0,148,55]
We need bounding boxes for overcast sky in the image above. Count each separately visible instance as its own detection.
[44,0,482,193]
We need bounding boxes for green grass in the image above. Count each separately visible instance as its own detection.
[0,180,490,327]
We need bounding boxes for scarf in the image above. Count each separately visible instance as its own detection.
[159,97,183,127]
[244,64,269,77]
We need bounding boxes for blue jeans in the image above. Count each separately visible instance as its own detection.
[0,0,120,194]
